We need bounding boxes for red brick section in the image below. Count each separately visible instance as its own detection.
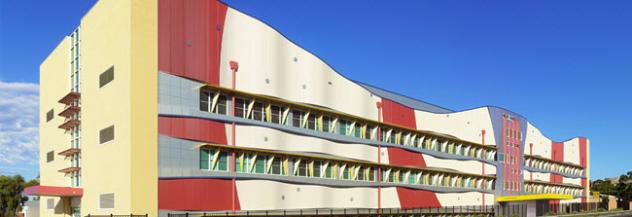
[158,116,227,144]
[550,142,564,206]
[387,147,427,168]
[159,179,240,211]
[396,187,441,208]
[381,99,417,129]
[159,0,228,85]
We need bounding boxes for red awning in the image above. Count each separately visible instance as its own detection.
[58,92,81,105]
[24,186,83,197]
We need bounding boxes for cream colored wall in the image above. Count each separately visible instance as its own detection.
[77,0,157,216]
[219,8,382,121]
[232,125,388,164]
[414,108,496,146]
[39,37,72,217]
[423,155,496,175]
[235,180,400,210]
[525,122,552,159]
[436,192,494,206]
[128,0,158,216]
[563,177,582,186]
[523,171,551,182]
[79,0,132,215]
[563,138,580,165]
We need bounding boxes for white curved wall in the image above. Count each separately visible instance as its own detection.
[423,155,496,175]
[232,124,389,164]
[220,8,381,121]
[414,108,496,146]
[563,138,581,165]
[236,180,400,210]
[436,192,494,206]
[563,177,582,186]
[524,122,552,159]
[523,171,550,182]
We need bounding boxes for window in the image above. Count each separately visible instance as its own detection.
[353,124,361,138]
[297,160,307,177]
[306,113,317,130]
[216,95,227,115]
[313,161,321,178]
[291,110,304,128]
[47,198,55,209]
[99,66,114,88]
[254,156,265,173]
[338,120,350,136]
[47,151,54,162]
[99,193,115,209]
[199,149,210,170]
[99,126,114,144]
[322,116,332,132]
[200,90,210,112]
[234,98,247,118]
[270,157,282,175]
[200,149,228,171]
[46,109,54,122]
[270,105,282,124]
[365,125,374,140]
[324,163,332,178]
[251,102,264,121]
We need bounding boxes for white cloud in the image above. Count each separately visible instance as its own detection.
[0,80,39,166]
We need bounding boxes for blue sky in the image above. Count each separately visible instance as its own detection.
[1,0,630,181]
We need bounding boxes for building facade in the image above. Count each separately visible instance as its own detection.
[29,0,590,217]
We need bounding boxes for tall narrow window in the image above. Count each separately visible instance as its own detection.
[234,98,246,118]
[251,102,264,121]
[306,113,317,130]
[313,161,321,178]
[270,157,282,175]
[322,116,332,133]
[291,110,304,128]
[200,149,210,170]
[270,105,282,124]
[201,89,212,112]
[216,95,227,115]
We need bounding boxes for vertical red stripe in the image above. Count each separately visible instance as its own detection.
[158,0,227,85]
[159,179,240,211]
[386,147,427,168]
[550,142,564,184]
[158,116,227,144]
[396,187,441,208]
[381,99,417,129]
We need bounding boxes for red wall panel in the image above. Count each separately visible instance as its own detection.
[159,116,227,144]
[550,142,564,184]
[158,0,227,85]
[381,99,417,129]
[387,147,427,168]
[159,179,239,211]
[396,187,441,208]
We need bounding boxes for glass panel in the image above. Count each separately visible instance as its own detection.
[199,149,210,170]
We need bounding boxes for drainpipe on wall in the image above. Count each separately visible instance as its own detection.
[230,60,239,213]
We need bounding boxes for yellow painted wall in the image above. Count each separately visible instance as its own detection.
[38,0,157,216]
[40,36,72,217]
[129,0,158,216]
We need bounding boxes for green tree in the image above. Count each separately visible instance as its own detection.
[0,175,29,217]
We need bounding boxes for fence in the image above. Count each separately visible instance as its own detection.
[168,206,494,217]
[86,214,148,217]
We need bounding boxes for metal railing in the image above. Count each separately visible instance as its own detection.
[86,214,148,217]
[168,206,494,217]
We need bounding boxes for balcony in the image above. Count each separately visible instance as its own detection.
[58,148,81,156]
[58,92,81,105]
[58,119,81,130]
[58,105,81,118]
[58,167,81,174]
